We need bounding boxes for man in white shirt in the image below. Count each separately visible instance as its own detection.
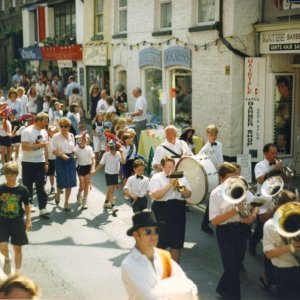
[21,112,49,216]
[130,88,147,148]
[249,143,283,255]
[263,190,300,298]
[152,125,192,173]
[96,89,109,114]
[121,210,199,300]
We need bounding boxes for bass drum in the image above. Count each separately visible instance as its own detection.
[176,154,219,204]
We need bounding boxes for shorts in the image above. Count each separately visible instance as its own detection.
[105,173,118,186]
[0,136,12,147]
[77,164,91,176]
[121,159,134,178]
[0,217,28,246]
[46,159,55,176]
[11,135,21,145]
[132,196,148,213]
[152,199,186,249]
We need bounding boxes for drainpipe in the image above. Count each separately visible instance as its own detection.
[218,0,250,58]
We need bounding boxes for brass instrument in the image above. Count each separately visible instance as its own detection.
[167,171,186,192]
[261,175,284,199]
[275,159,295,184]
[222,176,268,218]
[273,202,300,262]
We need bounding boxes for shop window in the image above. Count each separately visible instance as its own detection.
[95,0,104,34]
[160,0,172,29]
[119,0,127,32]
[54,1,76,38]
[198,0,215,23]
[172,70,192,126]
[145,68,163,124]
[273,74,294,156]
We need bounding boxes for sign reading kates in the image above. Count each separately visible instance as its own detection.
[260,28,300,54]
[243,58,266,162]
[40,45,82,61]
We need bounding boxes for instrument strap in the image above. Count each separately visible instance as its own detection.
[157,248,172,279]
[161,145,181,159]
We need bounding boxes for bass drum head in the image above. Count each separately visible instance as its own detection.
[176,156,207,204]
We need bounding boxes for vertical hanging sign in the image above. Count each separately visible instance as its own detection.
[243,57,266,162]
[38,6,46,42]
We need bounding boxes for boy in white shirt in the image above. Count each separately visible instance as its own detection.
[92,140,125,213]
[124,159,149,213]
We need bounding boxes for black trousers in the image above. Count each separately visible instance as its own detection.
[273,266,300,299]
[22,161,48,210]
[216,223,248,300]
[202,199,210,226]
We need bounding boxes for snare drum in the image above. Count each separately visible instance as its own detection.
[176,154,219,204]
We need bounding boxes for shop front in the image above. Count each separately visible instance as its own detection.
[19,46,43,79]
[250,22,300,170]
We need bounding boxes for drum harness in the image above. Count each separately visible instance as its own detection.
[161,141,184,159]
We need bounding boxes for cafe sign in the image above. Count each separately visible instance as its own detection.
[83,45,107,66]
[260,28,300,54]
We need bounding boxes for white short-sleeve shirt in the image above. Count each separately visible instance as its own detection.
[100,151,122,174]
[254,158,273,195]
[96,99,108,113]
[51,132,75,154]
[263,218,299,268]
[134,96,147,122]
[149,171,191,201]
[198,140,224,167]
[124,174,149,198]
[74,145,95,166]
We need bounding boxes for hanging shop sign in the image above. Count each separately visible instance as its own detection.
[139,48,161,68]
[83,45,107,66]
[40,45,82,61]
[19,47,42,60]
[260,28,300,54]
[164,46,191,68]
[243,57,266,162]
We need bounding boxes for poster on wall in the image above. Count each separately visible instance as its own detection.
[243,57,266,162]
[273,74,294,156]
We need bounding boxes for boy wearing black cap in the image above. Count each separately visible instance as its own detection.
[92,140,125,213]
[121,210,199,300]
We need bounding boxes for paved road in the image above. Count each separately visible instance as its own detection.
[1,168,295,299]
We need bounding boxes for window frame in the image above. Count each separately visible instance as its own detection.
[160,0,172,30]
[118,0,127,33]
[197,0,219,25]
[95,0,104,35]
[54,1,76,38]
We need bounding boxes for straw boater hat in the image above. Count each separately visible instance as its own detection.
[127,210,163,236]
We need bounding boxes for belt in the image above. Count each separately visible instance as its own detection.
[222,222,241,227]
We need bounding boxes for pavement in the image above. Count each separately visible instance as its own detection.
[0,160,299,299]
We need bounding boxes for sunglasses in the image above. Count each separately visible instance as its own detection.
[142,227,160,236]
[60,125,69,128]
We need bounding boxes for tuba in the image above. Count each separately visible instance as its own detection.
[221,176,253,218]
[276,159,295,184]
[261,175,284,199]
[273,201,300,262]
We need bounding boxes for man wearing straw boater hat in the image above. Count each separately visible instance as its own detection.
[121,210,199,300]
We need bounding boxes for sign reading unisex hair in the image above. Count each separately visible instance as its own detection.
[243,57,266,162]
[139,48,161,68]
[164,46,191,68]
[19,47,42,60]
[83,45,107,66]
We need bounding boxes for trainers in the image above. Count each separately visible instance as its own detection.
[39,208,50,216]
[3,258,11,275]
[49,187,55,194]
[82,199,87,209]
[77,193,82,205]
[124,195,130,200]
[111,205,119,213]
[103,201,111,209]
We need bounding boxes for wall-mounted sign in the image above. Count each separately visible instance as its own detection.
[40,45,82,61]
[19,47,42,60]
[83,45,107,66]
[164,46,191,68]
[260,28,300,54]
[57,60,73,68]
[139,48,161,68]
[243,57,266,162]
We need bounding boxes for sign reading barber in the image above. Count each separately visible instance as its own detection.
[243,57,266,162]
[260,28,300,54]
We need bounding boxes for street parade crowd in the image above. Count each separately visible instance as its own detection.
[0,69,299,299]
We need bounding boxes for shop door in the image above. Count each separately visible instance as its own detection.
[171,70,192,126]
[86,66,110,112]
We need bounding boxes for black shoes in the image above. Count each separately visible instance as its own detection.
[201,224,214,235]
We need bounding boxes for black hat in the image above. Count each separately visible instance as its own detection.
[127,210,162,236]
[180,127,195,140]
